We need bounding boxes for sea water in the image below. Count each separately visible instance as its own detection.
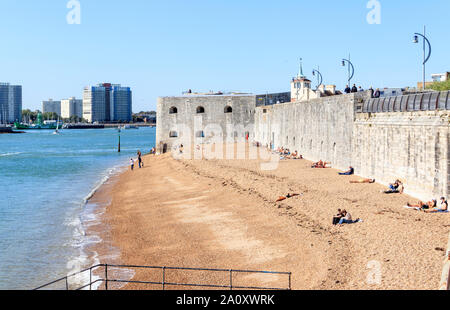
[0,127,156,289]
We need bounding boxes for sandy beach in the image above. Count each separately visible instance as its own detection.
[89,144,449,290]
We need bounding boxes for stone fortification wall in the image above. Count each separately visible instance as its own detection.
[156,95,257,151]
[254,92,369,171]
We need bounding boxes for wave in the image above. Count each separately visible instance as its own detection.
[0,152,22,157]
[83,164,126,204]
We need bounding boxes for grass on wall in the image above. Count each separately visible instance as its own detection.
[427,80,450,91]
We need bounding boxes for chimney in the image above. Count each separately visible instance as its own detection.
[326,85,336,95]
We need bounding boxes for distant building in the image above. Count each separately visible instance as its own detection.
[431,72,450,82]
[417,72,450,89]
[61,97,83,119]
[111,85,132,122]
[83,86,107,123]
[83,83,132,123]
[42,99,61,116]
[0,83,22,124]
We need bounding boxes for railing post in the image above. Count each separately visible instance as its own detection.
[105,264,108,291]
[162,267,166,290]
[65,277,69,290]
[89,267,92,291]
[289,273,291,290]
[229,269,233,291]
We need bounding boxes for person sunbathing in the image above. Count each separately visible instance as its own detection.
[382,180,404,194]
[312,160,331,168]
[406,199,436,210]
[425,197,448,213]
[339,166,354,175]
[276,193,301,202]
[350,178,375,184]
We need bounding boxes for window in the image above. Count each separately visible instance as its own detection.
[169,107,178,114]
[169,131,178,138]
[196,106,205,114]
[196,131,205,138]
[224,106,233,113]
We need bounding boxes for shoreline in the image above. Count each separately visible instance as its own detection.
[87,146,449,290]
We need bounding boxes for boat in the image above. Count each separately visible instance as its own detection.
[53,117,61,135]
[121,125,139,130]
[14,112,59,130]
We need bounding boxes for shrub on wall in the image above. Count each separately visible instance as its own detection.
[427,80,450,91]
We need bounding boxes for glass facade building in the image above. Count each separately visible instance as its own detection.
[0,83,22,124]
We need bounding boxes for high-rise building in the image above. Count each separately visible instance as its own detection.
[42,99,61,116]
[83,86,106,123]
[61,97,83,119]
[0,83,22,124]
[111,85,132,122]
[82,83,132,123]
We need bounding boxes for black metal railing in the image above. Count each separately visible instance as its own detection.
[361,90,450,114]
[34,264,292,291]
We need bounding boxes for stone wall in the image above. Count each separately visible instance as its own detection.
[353,111,450,200]
[156,95,257,152]
[254,92,369,171]
[157,89,450,200]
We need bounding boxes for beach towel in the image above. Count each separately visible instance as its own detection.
[403,205,421,211]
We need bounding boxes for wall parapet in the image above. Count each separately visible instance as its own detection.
[362,91,450,114]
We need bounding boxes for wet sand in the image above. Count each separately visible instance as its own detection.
[89,144,449,290]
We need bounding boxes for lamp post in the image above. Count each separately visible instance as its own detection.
[341,56,355,86]
[312,67,323,90]
[118,126,121,153]
[413,26,431,90]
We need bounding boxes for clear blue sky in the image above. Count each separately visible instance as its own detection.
[0,0,449,112]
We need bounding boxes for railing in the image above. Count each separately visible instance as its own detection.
[361,90,450,113]
[34,264,292,291]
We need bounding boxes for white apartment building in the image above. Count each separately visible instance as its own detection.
[61,97,83,119]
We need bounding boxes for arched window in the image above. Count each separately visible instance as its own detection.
[169,107,178,114]
[196,106,205,114]
[224,106,232,113]
[169,131,178,138]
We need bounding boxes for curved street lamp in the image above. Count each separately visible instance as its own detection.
[312,68,323,90]
[341,58,355,85]
[413,26,432,90]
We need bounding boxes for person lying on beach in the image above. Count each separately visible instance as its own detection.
[350,178,375,184]
[406,199,436,210]
[424,197,448,213]
[382,180,404,194]
[276,193,301,202]
[339,166,354,176]
[289,151,303,159]
[312,160,331,168]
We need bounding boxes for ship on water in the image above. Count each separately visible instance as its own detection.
[14,112,61,130]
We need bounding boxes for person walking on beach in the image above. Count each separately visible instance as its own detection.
[130,158,135,171]
[137,150,144,168]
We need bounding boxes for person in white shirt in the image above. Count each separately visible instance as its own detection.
[338,210,353,225]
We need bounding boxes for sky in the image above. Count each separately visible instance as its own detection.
[0,0,449,112]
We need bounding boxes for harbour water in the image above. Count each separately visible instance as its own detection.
[0,127,156,289]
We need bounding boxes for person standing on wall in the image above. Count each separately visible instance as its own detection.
[373,88,381,98]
